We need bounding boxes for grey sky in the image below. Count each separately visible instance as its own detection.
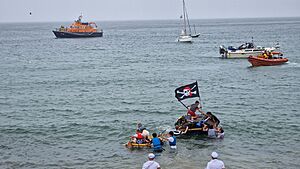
[1,0,300,22]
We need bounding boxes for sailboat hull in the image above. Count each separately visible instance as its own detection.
[178,35,192,42]
[191,33,200,38]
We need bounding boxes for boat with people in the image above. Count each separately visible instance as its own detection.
[177,0,192,42]
[248,55,288,67]
[125,126,166,151]
[173,82,224,138]
[219,40,280,59]
[52,15,103,38]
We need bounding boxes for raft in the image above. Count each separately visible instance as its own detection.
[173,127,208,137]
[125,141,152,148]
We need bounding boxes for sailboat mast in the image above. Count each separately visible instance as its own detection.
[182,0,187,34]
[184,1,192,35]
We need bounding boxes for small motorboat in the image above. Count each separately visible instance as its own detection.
[219,40,279,59]
[53,15,103,38]
[248,56,288,67]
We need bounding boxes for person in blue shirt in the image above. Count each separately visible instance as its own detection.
[151,133,163,152]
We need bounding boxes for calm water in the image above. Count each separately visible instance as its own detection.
[0,18,300,169]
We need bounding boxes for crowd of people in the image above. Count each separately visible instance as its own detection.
[131,100,226,168]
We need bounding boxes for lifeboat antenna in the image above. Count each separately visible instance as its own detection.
[77,13,83,22]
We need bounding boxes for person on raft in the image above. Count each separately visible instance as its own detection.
[141,128,150,143]
[187,100,201,119]
[137,122,143,131]
[151,133,163,152]
[199,109,220,127]
[131,129,145,144]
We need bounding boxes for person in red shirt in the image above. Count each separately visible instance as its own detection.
[131,129,145,144]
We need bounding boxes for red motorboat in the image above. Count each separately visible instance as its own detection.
[248,56,288,67]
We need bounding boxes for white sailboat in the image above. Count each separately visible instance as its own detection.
[178,0,192,43]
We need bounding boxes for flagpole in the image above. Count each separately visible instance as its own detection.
[196,81,203,108]
[178,100,188,109]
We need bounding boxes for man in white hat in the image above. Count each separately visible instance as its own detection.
[206,152,225,169]
[142,153,161,169]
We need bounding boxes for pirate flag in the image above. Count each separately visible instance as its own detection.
[175,81,200,101]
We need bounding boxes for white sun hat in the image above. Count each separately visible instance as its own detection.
[211,152,218,158]
[148,153,155,159]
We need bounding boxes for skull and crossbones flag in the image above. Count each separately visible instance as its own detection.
[175,81,200,101]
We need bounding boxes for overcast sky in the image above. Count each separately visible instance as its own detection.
[1,0,300,22]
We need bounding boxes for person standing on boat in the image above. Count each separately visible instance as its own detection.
[187,100,201,118]
[151,133,163,152]
[142,153,161,169]
[206,152,225,169]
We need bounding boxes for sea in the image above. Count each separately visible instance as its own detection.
[0,17,300,169]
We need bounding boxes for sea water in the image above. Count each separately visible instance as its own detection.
[0,17,300,168]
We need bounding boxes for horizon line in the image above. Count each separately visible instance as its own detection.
[0,16,299,24]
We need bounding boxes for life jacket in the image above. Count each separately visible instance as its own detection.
[152,137,162,149]
[169,136,176,146]
[136,133,143,139]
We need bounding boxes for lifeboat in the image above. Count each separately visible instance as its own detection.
[248,56,288,67]
[53,15,103,38]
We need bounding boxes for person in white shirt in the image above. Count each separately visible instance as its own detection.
[206,152,225,169]
[166,131,177,149]
[217,127,224,139]
[142,153,160,169]
[207,125,217,138]
[141,128,150,142]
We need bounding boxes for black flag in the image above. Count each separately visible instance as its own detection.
[175,81,200,101]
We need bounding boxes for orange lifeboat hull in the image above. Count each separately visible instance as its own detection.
[248,56,288,67]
